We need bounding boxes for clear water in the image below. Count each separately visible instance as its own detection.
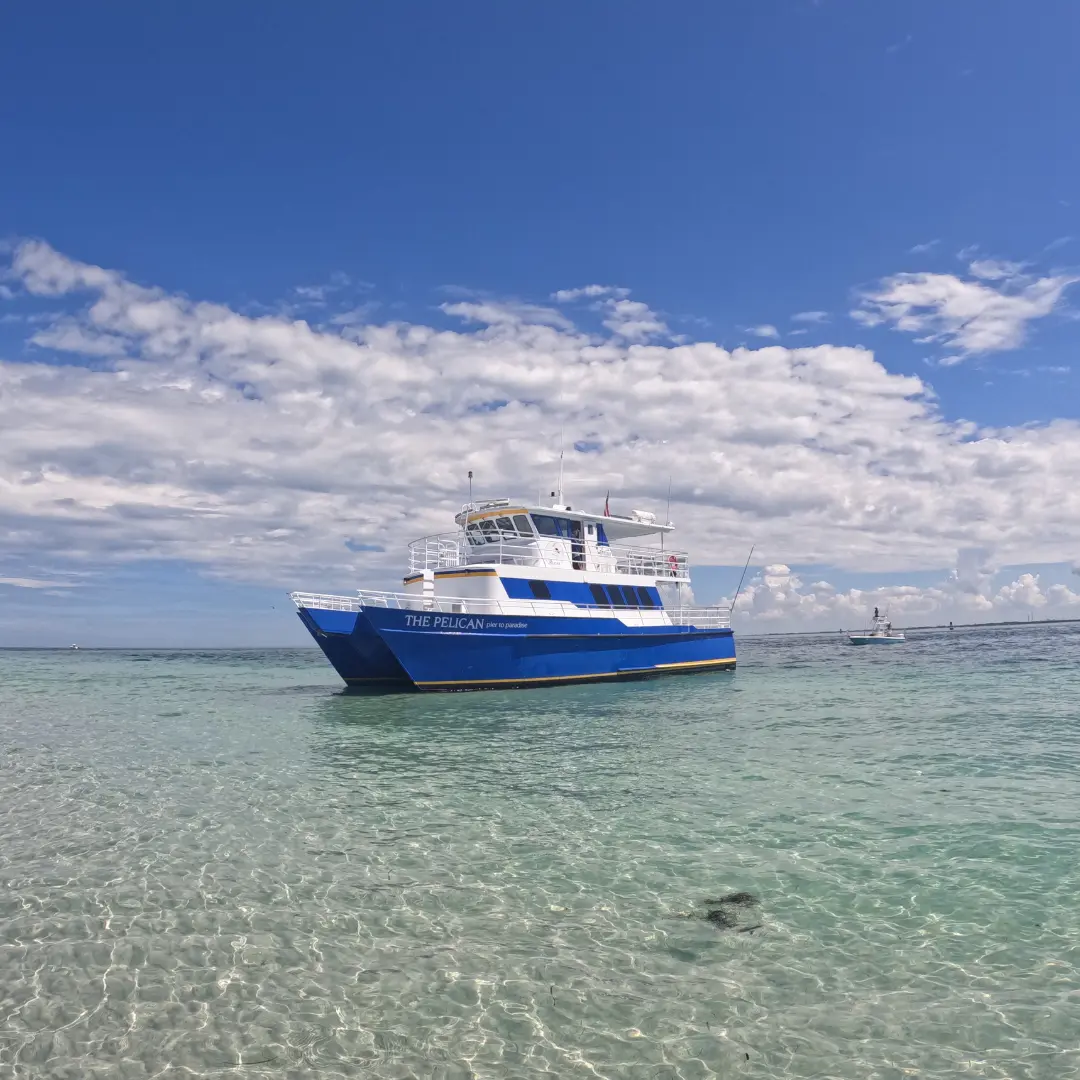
[1,625,1079,1079]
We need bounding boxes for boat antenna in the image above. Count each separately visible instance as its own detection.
[468,469,473,505]
[729,544,755,614]
[557,429,565,506]
[662,474,672,551]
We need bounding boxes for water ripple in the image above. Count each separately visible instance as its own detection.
[1,629,1079,1077]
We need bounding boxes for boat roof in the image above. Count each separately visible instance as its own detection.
[455,498,674,540]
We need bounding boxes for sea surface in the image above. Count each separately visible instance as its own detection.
[1,625,1079,1080]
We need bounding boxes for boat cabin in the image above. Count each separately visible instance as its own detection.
[402,497,692,613]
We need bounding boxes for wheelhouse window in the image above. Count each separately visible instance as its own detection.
[478,519,499,541]
[466,523,484,545]
[531,515,561,537]
[528,580,552,600]
[495,516,517,537]
[512,515,534,536]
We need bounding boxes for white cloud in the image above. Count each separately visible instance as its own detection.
[5,240,1080,599]
[948,546,995,597]
[601,299,668,342]
[909,240,939,254]
[724,560,1080,631]
[0,576,80,589]
[791,311,829,324]
[968,259,1026,281]
[743,324,780,339]
[551,285,666,341]
[441,299,574,331]
[853,263,1077,358]
[551,285,629,302]
[31,320,129,358]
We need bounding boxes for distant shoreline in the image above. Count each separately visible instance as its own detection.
[749,615,1080,637]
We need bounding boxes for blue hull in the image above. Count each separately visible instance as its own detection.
[296,606,412,687]
[297,605,736,692]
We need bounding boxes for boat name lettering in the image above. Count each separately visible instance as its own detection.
[403,614,528,631]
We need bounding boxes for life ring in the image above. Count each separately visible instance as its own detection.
[668,554,679,576]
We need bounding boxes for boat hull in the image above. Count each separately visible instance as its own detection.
[296,605,413,687]
[299,605,735,692]
[847,635,905,645]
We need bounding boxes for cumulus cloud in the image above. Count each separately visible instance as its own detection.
[853,262,1077,358]
[725,560,1080,630]
[601,298,668,342]
[549,283,667,342]
[791,311,829,324]
[5,240,1080,598]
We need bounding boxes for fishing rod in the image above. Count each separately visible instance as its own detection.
[729,544,755,613]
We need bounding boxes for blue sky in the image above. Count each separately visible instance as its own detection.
[2,1,1080,643]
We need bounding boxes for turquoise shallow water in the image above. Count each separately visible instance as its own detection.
[1,625,1079,1080]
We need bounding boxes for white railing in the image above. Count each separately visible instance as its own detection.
[406,532,690,581]
[290,592,363,612]
[667,608,731,629]
[290,590,730,628]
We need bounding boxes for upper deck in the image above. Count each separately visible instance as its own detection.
[408,498,691,581]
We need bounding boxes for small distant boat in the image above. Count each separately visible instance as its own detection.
[69,644,79,650]
[848,608,905,646]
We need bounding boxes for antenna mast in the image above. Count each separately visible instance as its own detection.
[662,475,672,551]
[556,429,565,506]
[468,469,473,505]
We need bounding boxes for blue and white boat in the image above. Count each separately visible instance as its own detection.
[847,607,905,645]
[290,495,736,692]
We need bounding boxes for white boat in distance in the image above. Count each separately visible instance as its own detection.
[848,608,905,645]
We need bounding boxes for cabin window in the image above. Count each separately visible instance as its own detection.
[528,580,552,600]
[588,583,610,606]
[495,516,516,536]
[605,585,626,607]
[512,515,533,536]
[466,523,484,545]
[532,515,561,537]
[478,520,499,541]
[636,586,656,607]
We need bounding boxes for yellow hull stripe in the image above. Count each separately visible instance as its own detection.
[402,569,499,585]
[414,657,735,687]
[654,657,736,670]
